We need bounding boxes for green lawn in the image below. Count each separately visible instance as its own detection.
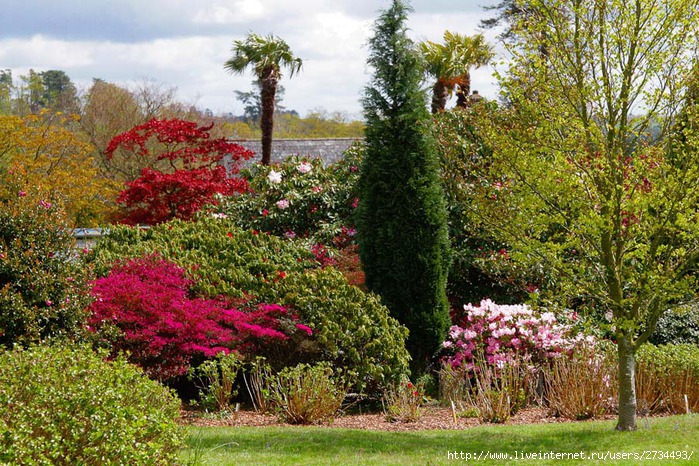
[180,414,698,465]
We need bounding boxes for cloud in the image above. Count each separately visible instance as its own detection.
[0,0,503,116]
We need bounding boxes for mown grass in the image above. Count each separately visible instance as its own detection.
[180,413,698,465]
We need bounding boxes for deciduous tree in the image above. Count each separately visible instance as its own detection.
[0,110,117,226]
[471,0,699,431]
[106,118,253,225]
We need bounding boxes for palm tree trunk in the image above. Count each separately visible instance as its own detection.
[615,334,637,431]
[431,80,449,113]
[259,71,277,166]
[455,73,471,108]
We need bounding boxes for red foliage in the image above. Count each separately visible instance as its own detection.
[116,166,247,226]
[332,244,366,289]
[107,118,254,225]
[89,255,310,380]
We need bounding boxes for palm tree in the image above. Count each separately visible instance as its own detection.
[224,33,302,165]
[420,32,494,113]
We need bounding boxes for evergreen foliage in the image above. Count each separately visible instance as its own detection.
[0,177,92,348]
[357,0,451,374]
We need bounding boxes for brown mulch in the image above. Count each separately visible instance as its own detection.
[179,405,617,432]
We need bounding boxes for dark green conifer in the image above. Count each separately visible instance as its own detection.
[356,0,451,374]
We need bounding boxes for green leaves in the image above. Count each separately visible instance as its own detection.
[88,217,410,394]
[0,345,183,465]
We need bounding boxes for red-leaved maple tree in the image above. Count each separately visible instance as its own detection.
[106,118,253,225]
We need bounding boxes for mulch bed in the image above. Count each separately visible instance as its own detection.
[179,405,618,432]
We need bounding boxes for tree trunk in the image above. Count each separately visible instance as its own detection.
[616,335,637,431]
[431,80,449,114]
[259,72,277,166]
[455,72,471,108]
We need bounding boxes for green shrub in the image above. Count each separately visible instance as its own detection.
[649,306,699,346]
[87,218,410,394]
[268,362,351,425]
[88,217,316,300]
[190,351,243,412]
[0,182,92,348]
[265,267,410,392]
[0,344,184,465]
[383,376,424,423]
[636,343,699,414]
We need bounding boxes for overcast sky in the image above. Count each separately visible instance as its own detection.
[0,0,503,119]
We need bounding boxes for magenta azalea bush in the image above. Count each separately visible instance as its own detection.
[442,299,583,371]
[89,255,311,380]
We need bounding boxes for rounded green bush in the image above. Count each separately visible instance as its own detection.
[0,344,184,465]
[215,149,362,244]
[88,217,410,393]
[649,306,699,346]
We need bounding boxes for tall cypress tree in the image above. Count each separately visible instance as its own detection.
[357,0,451,374]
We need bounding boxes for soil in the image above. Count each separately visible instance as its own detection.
[179,405,618,432]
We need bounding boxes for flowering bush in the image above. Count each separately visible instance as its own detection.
[442,299,575,371]
[383,377,424,423]
[0,177,92,348]
[89,254,311,380]
[87,218,409,392]
[212,145,362,244]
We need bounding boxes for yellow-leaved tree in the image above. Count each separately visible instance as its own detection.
[0,110,119,226]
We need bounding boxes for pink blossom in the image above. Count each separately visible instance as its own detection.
[295,323,313,335]
[268,170,282,184]
[297,162,312,174]
[276,198,290,210]
[441,300,574,373]
[18,191,26,197]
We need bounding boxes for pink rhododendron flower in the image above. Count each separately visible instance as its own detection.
[297,162,312,174]
[268,170,282,184]
[276,198,290,210]
[88,255,309,380]
[442,299,575,371]
[295,324,313,335]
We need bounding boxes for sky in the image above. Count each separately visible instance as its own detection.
[0,0,503,119]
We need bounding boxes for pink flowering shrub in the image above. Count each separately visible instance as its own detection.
[89,255,311,380]
[212,148,362,244]
[442,299,574,371]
